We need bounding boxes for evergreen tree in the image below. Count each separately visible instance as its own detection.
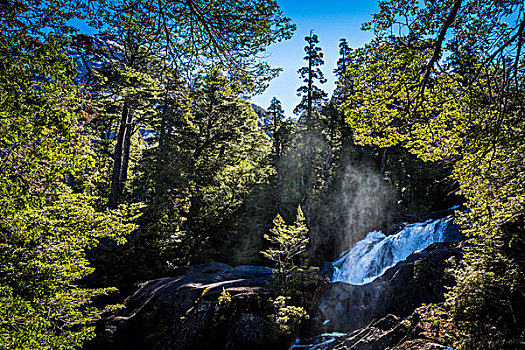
[261,206,309,293]
[332,38,355,143]
[319,39,355,177]
[267,97,286,160]
[294,31,328,133]
[291,32,329,198]
[334,38,353,89]
[261,206,317,337]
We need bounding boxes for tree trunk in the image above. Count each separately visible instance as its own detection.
[306,36,313,160]
[67,173,74,187]
[109,100,132,209]
[118,117,134,197]
[273,110,280,159]
[325,147,332,179]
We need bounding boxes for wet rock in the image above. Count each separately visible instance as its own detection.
[326,314,408,350]
[315,304,455,350]
[295,314,410,350]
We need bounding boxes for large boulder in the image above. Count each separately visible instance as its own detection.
[295,306,454,350]
[302,242,462,336]
[87,263,326,350]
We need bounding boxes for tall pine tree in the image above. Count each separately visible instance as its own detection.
[294,31,327,133]
[267,97,286,160]
[292,32,328,198]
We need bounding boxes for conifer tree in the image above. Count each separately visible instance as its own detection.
[333,38,356,106]
[334,38,352,85]
[292,32,328,198]
[261,207,315,336]
[261,206,309,292]
[294,31,328,134]
[327,38,356,155]
[267,97,286,159]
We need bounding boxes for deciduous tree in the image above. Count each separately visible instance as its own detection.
[342,0,525,347]
[0,2,139,347]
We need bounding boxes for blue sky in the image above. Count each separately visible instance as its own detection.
[250,0,379,116]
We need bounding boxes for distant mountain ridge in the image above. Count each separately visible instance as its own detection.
[251,103,272,128]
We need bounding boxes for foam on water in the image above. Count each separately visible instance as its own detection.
[331,216,456,285]
[290,333,347,349]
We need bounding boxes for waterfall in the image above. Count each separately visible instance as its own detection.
[331,215,458,285]
[292,214,461,349]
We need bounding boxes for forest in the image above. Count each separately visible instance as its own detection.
[1,0,524,349]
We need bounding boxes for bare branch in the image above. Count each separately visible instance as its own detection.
[420,0,462,96]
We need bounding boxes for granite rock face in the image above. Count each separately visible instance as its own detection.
[87,263,326,350]
[297,308,454,350]
[325,314,409,350]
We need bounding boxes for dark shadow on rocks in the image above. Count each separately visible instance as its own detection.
[85,263,327,350]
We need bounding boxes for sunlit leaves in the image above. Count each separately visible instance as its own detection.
[262,206,309,273]
[0,3,139,347]
[341,0,525,347]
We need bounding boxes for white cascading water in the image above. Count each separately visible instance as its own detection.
[331,216,456,285]
[291,215,459,349]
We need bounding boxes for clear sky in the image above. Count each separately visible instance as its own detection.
[250,0,379,116]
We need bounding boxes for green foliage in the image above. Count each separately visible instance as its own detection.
[260,205,321,306]
[218,288,232,306]
[262,207,309,271]
[0,4,139,347]
[446,222,525,349]
[341,0,525,347]
[87,71,274,283]
[268,296,309,335]
[176,72,273,264]
[1,0,298,346]
[0,195,139,349]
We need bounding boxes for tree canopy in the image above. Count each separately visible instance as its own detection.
[2,0,525,348]
[342,0,525,347]
[0,0,294,347]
